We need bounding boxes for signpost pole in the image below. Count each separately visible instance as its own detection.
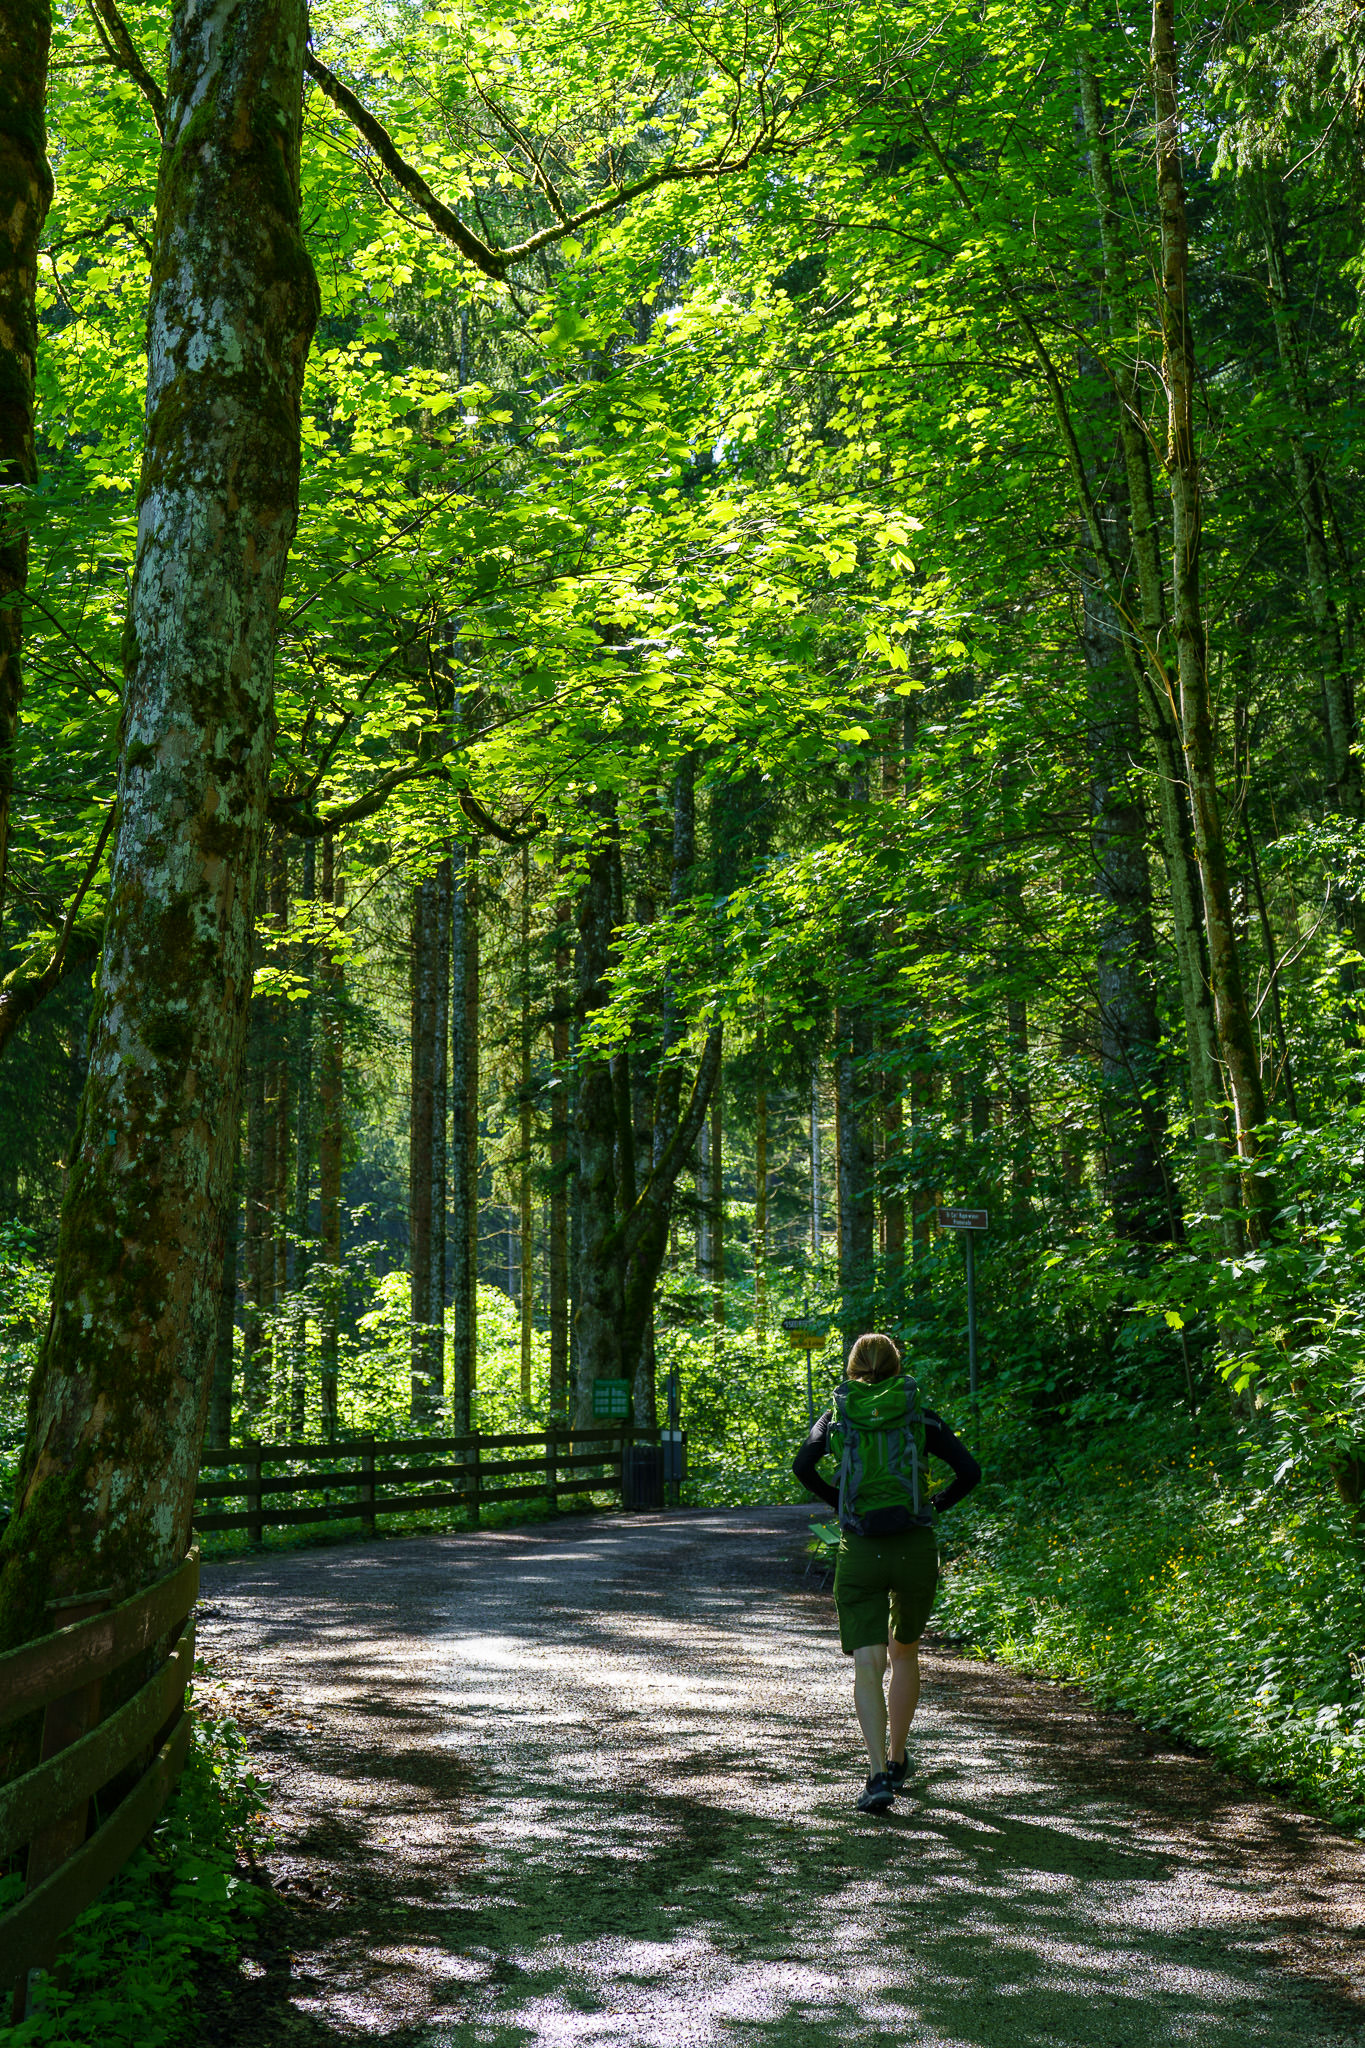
[807,1352,814,1428]
[965,1228,979,1438]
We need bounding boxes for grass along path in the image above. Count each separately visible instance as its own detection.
[193,1505,1365,2047]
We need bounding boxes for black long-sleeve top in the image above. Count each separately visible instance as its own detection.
[792,1405,981,1516]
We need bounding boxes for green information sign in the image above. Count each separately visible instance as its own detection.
[592,1378,632,1419]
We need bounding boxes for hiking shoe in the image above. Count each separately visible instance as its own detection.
[856,1772,894,1813]
[887,1752,909,1793]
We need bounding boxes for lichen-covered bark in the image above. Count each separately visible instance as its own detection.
[0,0,53,943]
[0,0,318,1646]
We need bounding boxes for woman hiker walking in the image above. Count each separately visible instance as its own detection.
[793,1331,981,1813]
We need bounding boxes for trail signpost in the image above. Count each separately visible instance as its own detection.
[782,1316,830,1425]
[935,1207,988,1434]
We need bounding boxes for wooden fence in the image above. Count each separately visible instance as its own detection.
[0,1547,198,2015]
[195,1426,649,1536]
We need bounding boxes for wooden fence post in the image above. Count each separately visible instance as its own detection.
[360,1433,376,1538]
[469,1434,481,1527]
[245,1438,263,1547]
[547,1425,558,1513]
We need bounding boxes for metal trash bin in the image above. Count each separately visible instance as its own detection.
[661,1430,686,1485]
[623,1443,664,1510]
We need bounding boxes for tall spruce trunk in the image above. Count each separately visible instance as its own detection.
[0,0,317,1641]
[317,833,343,1438]
[0,0,52,945]
[1152,0,1268,1204]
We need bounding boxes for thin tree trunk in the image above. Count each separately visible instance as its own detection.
[0,0,52,947]
[242,953,268,1421]
[1260,188,1357,818]
[755,1005,768,1356]
[1081,540,1172,1242]
[1080,64,1239,1247]
[269,836,291,1431]
[573,818,624,1415]
[431,852,449,1415]
[811,1066,822,1259]
[317,834,343,1439]
[290,836,314,1434]
[695,1101,712,1276]
[836,1008,875,1357]
[881,1045,905,1293]
[909,1018,933,1298]
[548,892,571,1423]
[708,1087,725,1338]
[410,872,437,1418]
[620,760,713,1422]
[1152,0,1269,1208]
[519,841,533,1406]
[449,840,477,1433]
[0,0,317,1642]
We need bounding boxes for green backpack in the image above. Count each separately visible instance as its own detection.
[829,1374,930,1537]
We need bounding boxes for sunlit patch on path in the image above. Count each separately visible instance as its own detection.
[196,1507,1365,2047]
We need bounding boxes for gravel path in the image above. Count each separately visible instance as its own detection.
[195,1504,1365,2047]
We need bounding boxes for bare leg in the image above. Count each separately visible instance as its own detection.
[887,1635,920,1766]
[852,1643,889,1774]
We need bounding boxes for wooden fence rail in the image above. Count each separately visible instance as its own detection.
[195,1426,652,1535]
[0,1547,198,2015]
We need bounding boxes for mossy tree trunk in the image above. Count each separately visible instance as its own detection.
[0,0,317,1647]
[0,0,52,946]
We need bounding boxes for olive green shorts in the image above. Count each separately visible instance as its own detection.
[833,1524,939,1655]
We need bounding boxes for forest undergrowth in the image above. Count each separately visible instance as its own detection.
[1,1709,268,2048]
[932,1427,1365,1833]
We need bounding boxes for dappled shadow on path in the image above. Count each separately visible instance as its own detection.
[196,1508,1365,2047]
